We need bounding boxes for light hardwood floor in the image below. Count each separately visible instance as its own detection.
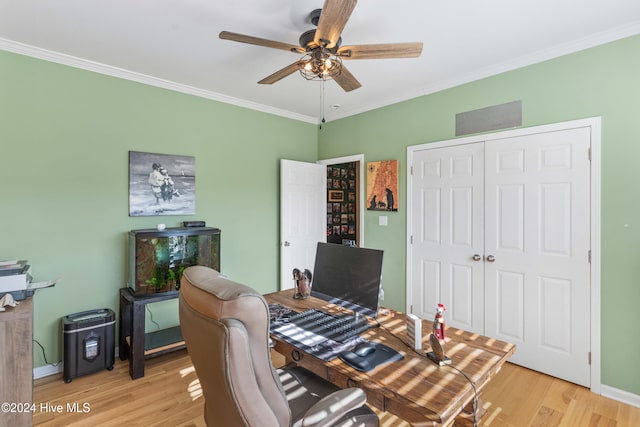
[33,350,640,426]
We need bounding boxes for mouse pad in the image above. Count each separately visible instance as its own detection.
[339,342,404,372]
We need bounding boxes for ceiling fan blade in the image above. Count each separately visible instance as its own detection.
[338,42,423,60]
[219,31,304,53]
[258,62,302,85]
[314,0,358,49]
[333,65,361,92]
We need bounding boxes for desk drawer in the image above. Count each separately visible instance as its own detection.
[273,341,329,379]
[327,369,386,411]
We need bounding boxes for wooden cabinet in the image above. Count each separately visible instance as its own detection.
[0,298,33,427]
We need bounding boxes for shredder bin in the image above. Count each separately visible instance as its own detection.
[63,308,115,382]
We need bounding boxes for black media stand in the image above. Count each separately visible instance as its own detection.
[118,288,185,379]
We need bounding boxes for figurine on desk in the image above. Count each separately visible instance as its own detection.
[428,303,451,366]
[434,303,446,341]
[292,268,312,299]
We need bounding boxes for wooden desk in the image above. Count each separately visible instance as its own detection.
[265,292,516,427]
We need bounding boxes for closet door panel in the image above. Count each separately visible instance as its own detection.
[410,143,484,333]
[484,128,591,387]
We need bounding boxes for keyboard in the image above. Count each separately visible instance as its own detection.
[269,322,329,347]
[283,309,372,343]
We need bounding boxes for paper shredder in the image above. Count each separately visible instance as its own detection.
[62,308,115,382]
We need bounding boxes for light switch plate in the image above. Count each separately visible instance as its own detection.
[379,216,388,226]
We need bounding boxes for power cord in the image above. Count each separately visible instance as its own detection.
[33,339,62,367]
[446,363,479,427]
[378,320,479,427]
[146,305,161,329]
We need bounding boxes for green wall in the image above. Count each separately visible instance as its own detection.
[2,34,639,397]
[0,51,317,367]
[318,35,640,395]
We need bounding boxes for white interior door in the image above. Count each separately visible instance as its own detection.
[280,159,326,290]
[484,128,591,386]
[410,143,485,333]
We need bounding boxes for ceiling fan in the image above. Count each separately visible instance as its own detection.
[219,0,423,92]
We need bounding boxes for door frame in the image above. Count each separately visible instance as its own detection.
[318,154,365,247]
[406,117,601,393]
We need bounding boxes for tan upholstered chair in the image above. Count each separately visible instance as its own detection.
[179,266,379,427]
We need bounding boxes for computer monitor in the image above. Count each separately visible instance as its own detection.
[310,242,384,318]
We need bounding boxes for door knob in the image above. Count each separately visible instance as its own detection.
[283,241,290,247]
[472,254,482,261]
[486,255,496,262]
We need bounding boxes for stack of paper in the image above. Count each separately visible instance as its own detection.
[0,260,29,274]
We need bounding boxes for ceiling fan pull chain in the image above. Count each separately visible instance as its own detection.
[320,79,326,129]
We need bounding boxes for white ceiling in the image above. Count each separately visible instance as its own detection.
[1,1,639,123]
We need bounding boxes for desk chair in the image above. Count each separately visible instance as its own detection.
[179,266,379,427]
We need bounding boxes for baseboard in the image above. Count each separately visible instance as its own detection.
[33,346,119,380]
[34,363,62,379]
[601,385,640,408]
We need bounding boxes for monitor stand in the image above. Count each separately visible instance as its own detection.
[340,311,368,327]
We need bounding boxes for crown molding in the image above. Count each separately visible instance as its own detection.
[3,20,639,125]
[0,38,318,124]
[327,21,640,122]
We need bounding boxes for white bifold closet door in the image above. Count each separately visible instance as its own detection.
[410,126,591,387]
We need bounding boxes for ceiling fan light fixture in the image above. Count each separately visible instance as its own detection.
[220,0,421,92]
[299,48,342,81]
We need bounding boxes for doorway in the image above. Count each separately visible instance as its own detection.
[280,155,365,291]
[318,154,365,247]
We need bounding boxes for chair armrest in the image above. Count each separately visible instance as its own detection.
[301,388,367,427]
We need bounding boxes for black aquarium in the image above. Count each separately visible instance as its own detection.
[127,227,220,296]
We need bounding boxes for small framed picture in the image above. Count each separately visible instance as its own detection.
[328,190,344,202]
[366,159,398,212]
